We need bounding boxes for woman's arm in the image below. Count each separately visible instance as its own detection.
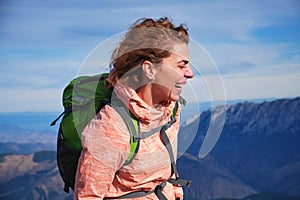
[74,105,131,199]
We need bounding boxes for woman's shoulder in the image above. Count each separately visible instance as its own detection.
[81,104,131,153]
[90,104,129,129]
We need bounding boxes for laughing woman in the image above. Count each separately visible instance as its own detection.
[74,17,194,200]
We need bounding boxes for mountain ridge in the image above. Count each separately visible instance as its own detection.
[178,97,300,199]
[0,97,299,199]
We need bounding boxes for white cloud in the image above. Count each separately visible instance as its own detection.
[1,0,298,48]
[182,75,227,104]
[223,72,300,100]
[0,0,299,112]
[183,71,300,103]
[202,42,300,76]
[0,88,63,112]
[2,71,298,113]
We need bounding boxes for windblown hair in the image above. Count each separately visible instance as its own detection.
[108,17,189,87]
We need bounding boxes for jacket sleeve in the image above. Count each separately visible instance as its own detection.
[74,105,131,199]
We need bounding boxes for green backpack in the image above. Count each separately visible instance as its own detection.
[51,73,189,196]
[51,73,141,192]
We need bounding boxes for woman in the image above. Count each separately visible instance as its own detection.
[74,17,194,200]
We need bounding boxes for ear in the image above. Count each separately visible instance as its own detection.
[142,61,155,81]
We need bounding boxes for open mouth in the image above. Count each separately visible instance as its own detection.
[175,84,182,89]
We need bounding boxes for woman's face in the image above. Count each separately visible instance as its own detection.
[152,43,194,103]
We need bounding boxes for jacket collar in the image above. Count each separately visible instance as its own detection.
[113,84,176,125]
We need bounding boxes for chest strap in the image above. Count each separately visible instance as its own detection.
[160,123,192,188]
[104,182,167,200]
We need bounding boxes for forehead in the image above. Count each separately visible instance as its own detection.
[170,43,189,61]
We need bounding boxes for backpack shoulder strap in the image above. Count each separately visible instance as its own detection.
[110,99,182,166]
[131,100,181,142]
[104,99,190,200]
[110,99,140,166]
[160,99,192,188]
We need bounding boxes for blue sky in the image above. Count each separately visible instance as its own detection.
[0,0,299,112]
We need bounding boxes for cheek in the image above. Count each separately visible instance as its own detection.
[168,70,183,85]
[157,68,182,84]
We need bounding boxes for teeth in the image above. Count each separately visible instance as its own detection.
[175,84,182,88]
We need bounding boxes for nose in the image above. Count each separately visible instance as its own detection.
[185,67,194,79]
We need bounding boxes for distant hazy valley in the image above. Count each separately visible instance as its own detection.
[0,97,299,200]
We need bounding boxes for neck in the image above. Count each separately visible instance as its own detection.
[136,83,169,107]
[136,84,154,107]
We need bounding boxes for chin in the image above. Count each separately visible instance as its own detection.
[169,94,180,102]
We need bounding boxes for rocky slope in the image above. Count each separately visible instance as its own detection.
[0,97,299,200]
[178,97,300,199]
[0,152,72,200]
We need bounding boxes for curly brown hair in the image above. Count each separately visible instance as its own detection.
[108,17,189,87]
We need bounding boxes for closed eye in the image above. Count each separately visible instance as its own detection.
[177,60,189,66]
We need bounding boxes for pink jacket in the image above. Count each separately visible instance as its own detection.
[74,84,183,199]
